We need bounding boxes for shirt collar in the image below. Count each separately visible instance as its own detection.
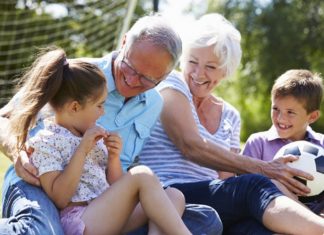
[266,125,320,142]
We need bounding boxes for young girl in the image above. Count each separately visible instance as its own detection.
[7,47,191,235]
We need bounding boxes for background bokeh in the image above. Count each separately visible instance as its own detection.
[1,0,324,142]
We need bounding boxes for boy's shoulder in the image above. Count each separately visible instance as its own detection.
[307,127,324,148]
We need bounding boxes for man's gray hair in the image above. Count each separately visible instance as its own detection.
[125,14,182,70]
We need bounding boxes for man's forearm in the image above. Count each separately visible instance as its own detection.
[0,116,13,161]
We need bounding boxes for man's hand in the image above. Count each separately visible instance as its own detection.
[14,148,40,186]
[264,155,313,196]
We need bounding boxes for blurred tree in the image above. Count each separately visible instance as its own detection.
[0,0,138,106]
[206,0,324,140]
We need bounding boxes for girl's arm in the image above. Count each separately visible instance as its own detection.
[39,126,107,209]
[104,133,123,184]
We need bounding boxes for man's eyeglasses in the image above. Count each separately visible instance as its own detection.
[121,56,162,88]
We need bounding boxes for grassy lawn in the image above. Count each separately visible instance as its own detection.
[0,153,12,216]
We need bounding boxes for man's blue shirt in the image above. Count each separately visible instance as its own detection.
[9,51,163,174]
[91,52,163,170]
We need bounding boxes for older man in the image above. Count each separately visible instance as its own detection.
[0,15,221,235]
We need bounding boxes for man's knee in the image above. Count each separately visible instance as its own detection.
[2,182,64,235]
[1,206,62,235]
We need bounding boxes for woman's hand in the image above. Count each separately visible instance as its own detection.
[265,155,313,196]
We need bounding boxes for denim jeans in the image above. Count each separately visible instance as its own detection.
[1,165,223,235]
[1,165,64,235]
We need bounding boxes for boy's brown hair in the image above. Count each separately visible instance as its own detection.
[271,69,323,113]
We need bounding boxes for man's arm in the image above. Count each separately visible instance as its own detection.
[0,98,40,185]
[160,88,312,195]
[0,100,14,158]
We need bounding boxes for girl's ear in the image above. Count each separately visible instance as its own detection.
[67,100,82,113]
[308,110,320,124]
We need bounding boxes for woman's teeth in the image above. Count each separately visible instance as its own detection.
[193,79,208,85]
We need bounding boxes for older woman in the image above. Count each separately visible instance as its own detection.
[139,14,324,234]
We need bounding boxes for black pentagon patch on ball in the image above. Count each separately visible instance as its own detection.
[283,145,301,156]
[315,155,324,174]
[303,144,319,156]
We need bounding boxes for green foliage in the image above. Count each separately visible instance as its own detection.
[0,0,129,106]
[207,0,324,140]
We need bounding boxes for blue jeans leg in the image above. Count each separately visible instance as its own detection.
[126,203,223,235]
[1,166,64,235]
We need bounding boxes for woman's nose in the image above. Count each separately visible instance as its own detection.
[194,66,205,78]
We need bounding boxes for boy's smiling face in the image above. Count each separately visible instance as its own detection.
[271,95,319,141]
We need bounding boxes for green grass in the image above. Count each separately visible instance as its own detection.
[1,153,12,216]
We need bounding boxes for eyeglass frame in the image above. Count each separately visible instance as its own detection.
[120,51,169,88]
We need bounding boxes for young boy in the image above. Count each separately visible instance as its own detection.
[242,69,324,215]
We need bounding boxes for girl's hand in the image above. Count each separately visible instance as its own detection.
[79,126,107,155]
[103,133,122,159]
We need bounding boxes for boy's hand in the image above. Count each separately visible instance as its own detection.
[103,133,122,158]
[267,155,313,196]
[14,147,40,186]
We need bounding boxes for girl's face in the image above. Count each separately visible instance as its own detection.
[183,45,226,99]
[74,88,107,134]
[271,95,317,141]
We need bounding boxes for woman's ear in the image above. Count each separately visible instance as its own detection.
[308,110,320,124]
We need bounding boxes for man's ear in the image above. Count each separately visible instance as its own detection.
[308,110,320,124]
[120,35,127,49]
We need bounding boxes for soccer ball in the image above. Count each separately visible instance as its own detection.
[274,140,324,196]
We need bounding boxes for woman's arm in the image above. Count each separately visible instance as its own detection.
[217,147,240,179]
[0,100,41,185]
[160,88,312,195]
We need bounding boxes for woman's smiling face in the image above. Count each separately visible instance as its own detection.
[183,45,226,99]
